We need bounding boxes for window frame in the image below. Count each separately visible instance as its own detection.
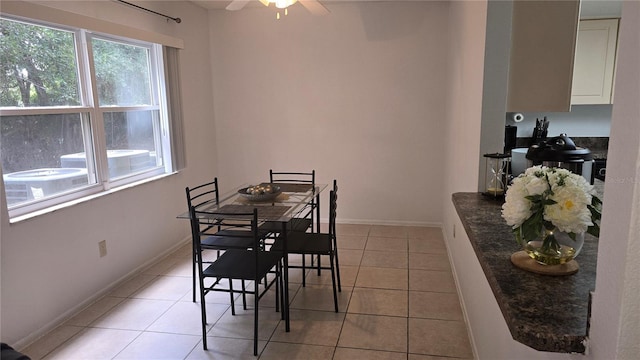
[1,15,175,219]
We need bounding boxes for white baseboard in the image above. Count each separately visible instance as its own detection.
[444,219,480,360]
[322,217,443,228]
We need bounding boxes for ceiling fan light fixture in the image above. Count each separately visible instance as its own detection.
[228,0,328,16]
[261,0,297,9]
[276,0,297,9]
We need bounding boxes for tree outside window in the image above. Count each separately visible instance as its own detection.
[1,17,170,215]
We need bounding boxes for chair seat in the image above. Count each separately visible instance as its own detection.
[215,228,271,238]
[201,235,254,249]
[270,232,332,255]
[259,218,312,233]
[203,249,283,281]
[201,229,270,250]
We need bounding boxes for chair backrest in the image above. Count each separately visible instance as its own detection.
[270,170,317,226]
[185,178,220,211]
[329,179,338,237]
[269,170,315,186]
[190,206,260,252]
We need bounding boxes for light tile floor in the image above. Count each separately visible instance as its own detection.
[21,224,473,359]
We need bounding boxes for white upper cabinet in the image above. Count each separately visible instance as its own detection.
[571,19,619,105]
[506,0,580,113]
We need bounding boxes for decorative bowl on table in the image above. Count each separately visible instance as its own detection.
[238,184,282,202]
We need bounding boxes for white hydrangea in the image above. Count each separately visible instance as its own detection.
[524,176,548,196]
[502,176,532,228]
[501,165,596,235]
[544,169,594,233]
[501,168,545,228]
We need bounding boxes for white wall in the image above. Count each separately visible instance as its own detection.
[0,0,218,346]
[477,0,513,190]
[590,0,640,358]
[442,0,486,196]
[208,2,449,225]
[441,1,487,358]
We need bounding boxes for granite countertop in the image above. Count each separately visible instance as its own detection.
[452,192,598,354]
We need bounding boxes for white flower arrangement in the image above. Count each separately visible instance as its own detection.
[502,166,602,246]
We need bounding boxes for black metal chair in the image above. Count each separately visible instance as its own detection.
[185,178,269,302]
[270,179,341,312]
[191,207,284,356]
[265,170,317,233]
[260,170,321,280]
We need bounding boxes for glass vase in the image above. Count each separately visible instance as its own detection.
[522,226,585,265]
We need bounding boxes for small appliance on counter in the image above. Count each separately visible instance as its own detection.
[510,148,529,177]
[526,133,594,184]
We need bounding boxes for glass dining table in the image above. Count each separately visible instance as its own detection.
[177,182,327,332]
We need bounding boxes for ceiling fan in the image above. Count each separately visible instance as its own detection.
[226,0,329,16]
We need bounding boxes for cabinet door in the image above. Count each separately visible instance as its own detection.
[571,19,619,105]
[507,0,580,112]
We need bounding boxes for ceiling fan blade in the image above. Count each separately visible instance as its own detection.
[226,0,251,11]
[299,0,330,15]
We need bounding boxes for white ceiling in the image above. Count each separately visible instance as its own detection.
[189,0,623,17]
[189,0,389,11]
[190,0,234,10]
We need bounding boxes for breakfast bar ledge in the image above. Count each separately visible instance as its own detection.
[452,192,598,354]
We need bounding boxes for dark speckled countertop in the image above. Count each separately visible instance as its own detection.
[452,192,599,354]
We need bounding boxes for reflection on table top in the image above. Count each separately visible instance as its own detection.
[177,183,327,222]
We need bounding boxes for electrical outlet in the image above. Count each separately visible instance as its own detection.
[98,240,107,257]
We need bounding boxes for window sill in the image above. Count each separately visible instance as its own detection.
[8,172,177,224]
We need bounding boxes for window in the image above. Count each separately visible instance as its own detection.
[1,16,175,218]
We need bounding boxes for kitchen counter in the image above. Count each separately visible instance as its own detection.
[452,192,598,353]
